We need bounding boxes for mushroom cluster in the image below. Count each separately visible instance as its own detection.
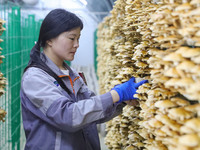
[149,46,200,101]
[0,18,6,122]
[97,0,130,94]
[136,82,200,150]
[105,106,143,149]
[97,0,200,149]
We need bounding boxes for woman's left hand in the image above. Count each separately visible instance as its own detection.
[124,99,139,106]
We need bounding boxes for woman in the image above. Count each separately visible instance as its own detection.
[20,9,147,150]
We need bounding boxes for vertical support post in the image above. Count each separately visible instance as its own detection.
[11,6,21,150]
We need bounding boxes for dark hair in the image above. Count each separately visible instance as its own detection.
[28,8,83,64]
[24,9,83,94]
[39,8,83,47]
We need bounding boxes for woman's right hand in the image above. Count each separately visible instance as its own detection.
[111,77,148,103]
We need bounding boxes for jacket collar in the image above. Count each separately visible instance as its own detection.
[40,52,74,77]
[40,52,83,96]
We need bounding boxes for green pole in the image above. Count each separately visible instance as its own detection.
[94,29,98,74]
[8,11,13,150]
[11,6,21,150]
[28,15,36,48]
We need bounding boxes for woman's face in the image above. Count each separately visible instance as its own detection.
[49,27,81,61]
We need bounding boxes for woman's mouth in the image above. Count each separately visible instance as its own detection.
[70,52,76,55]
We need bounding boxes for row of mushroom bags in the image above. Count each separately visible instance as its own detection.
[0,18,7,122]
[97,0,200,150]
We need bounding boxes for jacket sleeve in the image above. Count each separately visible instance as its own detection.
[21,67,115,132]
[96,102,126,124]
[83,85,126,124]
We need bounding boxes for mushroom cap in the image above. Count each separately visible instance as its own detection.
[176,61,196,72]
[175,3,192,11]
[171,97,190,106]
[163,52,185,62]
[179,134,200,147]
[185,118,200,132]
[190,0,200,5]
[176,47,200,58]
[168,107,194,121]
[164,67,180,78]
[155,100,177,109]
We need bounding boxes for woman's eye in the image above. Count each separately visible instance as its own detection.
[69,38,74,41]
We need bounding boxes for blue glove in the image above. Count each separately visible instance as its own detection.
[112,77,148,103]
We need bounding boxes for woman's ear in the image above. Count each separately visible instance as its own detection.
[46,40,52,47]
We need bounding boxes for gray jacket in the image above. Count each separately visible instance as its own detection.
[20,53,125,150]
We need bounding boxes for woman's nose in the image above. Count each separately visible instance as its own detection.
[74,40,79,48]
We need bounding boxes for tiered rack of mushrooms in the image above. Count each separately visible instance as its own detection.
[0,18,6,122]
[97,0,200,149]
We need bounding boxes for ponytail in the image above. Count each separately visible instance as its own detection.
[24,42,71,94]
[24,41,42,72]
